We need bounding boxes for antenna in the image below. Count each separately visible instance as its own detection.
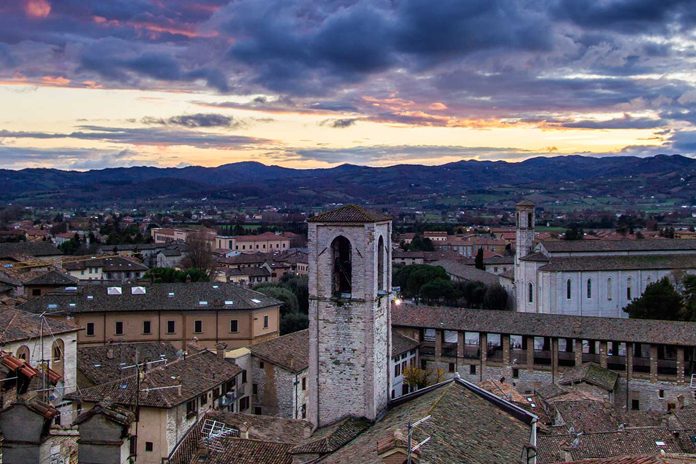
[407,415,431,464]
[201,419,239,452]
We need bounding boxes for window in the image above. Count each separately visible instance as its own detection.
[230,320,238,333]
[607,278,613,301]
[259,361,265,369]
[186,400,197,418]
[86,322,95,336]
[115,321,123,335]
[143,320,151,335]
[627,278,632,300]
[52,339,63,362]
[394,363,401,377]
[252,383,258,395]
[301,404,306,419]
[302,377,306,391]
[242,370,247,383]
[658,389,665,399]
[263,315,269,329]
[631,399,640,411]
[239,396,249,411]
[448,363,455,373]
[513,368,519,379]
[528,283,533,303]
[194,320,202,333]
[587,279,592,299]
[377,236,385,291]
[145,442,153,452]
[331,236,352,296]
[566,279,572,299]
[527,212,532,227]
[32,288,41,296]
[16,345,29,361]
[469,364,476,375]
[167,320,175,334]
[201,394,207,405]
[254,406,262,415]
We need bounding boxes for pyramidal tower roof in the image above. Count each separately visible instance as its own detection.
[308,204,391,223]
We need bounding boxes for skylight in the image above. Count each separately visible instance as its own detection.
[251,298,261,304]
[199,301,208,306]
[224,300,234,305]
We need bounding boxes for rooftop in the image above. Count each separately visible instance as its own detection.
[539,254,696,272]
[392,304,696,346]
[24,270,79,286]
[0,241,62,258]
[0,308,78,344]
[20,282,281,314]
[63,256,148,272]
[307,205,390,223]
[540,239,696,254]
[66,349,241,408]
[392,331,420,357]
[249,329,308,373]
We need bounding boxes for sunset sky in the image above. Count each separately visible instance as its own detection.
[0,0,695,170]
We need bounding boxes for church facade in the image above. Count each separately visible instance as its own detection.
[514,201,696,317]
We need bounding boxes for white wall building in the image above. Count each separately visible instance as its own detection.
[514,201,696,318]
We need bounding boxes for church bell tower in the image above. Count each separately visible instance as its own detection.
[307,205,392,428]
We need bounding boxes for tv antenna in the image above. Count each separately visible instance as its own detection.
[407,415,431,464]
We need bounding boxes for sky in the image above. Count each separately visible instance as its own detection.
[0,0,696,170]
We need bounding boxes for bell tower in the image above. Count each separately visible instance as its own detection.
[307,205,392,428]
[514,199,536,311]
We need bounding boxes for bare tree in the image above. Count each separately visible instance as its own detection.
[181,230,215,275]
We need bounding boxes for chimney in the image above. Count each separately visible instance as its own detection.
[177,384,182,396]
[239,422,250,439]
[106,348,114,359]
[677,394,684,409]
[215,343,228,361]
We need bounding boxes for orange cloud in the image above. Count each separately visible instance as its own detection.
[24,0,51,18]
[429,102,448,111]
[41,75,71,86]
[82,80,103,89]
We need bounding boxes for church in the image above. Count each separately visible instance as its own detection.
[514,200,696,317]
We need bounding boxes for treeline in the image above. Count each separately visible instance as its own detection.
[254,275,309,334]
[393,264,509,309]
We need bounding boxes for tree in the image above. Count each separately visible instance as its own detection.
[564,225,584,240]
[145,267,209,283]
[458,280,487,308]
[403,366,428,389]
[393,264,449,298]
[483,284,509,310]
[624,277,683,320]
[254,284,306,334]
[408,234,434,252]
[681,275,696,321]
[474,248,485,270]
[181,230,214,275]
[419,278,456,304]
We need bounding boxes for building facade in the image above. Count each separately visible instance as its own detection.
[307,205,392,428]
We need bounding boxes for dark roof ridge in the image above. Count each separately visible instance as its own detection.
[308,204,390,223]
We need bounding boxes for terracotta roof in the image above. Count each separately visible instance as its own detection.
[291,417,370,455]
[249,329,308,373]
[2,399,59,420]
[307,205,390,223]
[392,304,696,346]
[20,282,280,314]
[66,350,241,408]
[322,378,535,463]
[539,255,696,272]
[538,427,696,463]
[63,256,148,272]
[517,200,535,207]
[431,260,500,286]
[560,363,619,391]
[0,241,62,258]
[24,270,79,286]
[551,399,623,434]
[205,438,295,464]
[0,308,78,344]
[540,239,696,254]
[520,252,550,262]
[561,456,696,464]
[234,232,289,242]
[78,342,181,387]
[392,331,420,357]
[73,403,135,427]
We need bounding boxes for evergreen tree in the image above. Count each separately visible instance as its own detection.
[474,248,485,270]
[623,278,683,320]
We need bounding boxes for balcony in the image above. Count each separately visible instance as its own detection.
[421,343,435,357]
[533,350,551,367]
[487,346,504,363]
[510,349,527,366]
[657,359,677,377]
[582,353,600,364]
[632,356,650,374]
[607,355,626,371]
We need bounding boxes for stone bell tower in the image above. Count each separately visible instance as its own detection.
[514,199,536,311]
[307,205,392,428]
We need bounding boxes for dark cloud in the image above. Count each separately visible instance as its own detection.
[142,113,236,128]
[321,118,358,128]
[670,131,696,153]
[0,146,151,170]
[0,126,270,149]
[561,116,667,130]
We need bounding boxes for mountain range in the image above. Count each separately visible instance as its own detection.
[2,154,695,210]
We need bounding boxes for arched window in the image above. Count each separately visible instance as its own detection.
[528,283,534,303]
[331,236,352,296]
[566,279,572,300]
[16,345,30,361]
[587,279,592,299]
[627,277,632,300]
[52,339,64,362]
[527,212,533,228]
[607,278,613,301]
[377,236,385,292]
